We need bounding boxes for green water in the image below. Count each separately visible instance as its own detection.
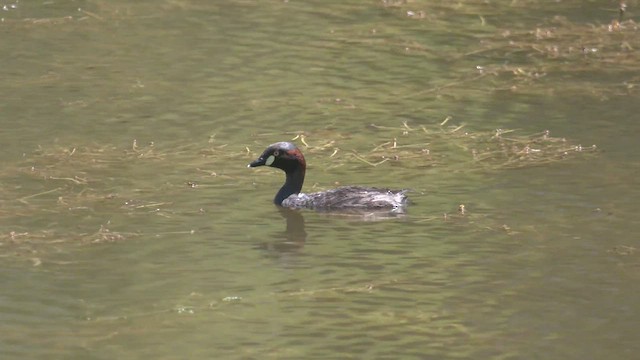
[1,1,639,359]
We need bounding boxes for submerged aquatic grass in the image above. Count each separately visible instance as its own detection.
[0,0,620,266]
[271,120,596,172]
[0,121,596,263]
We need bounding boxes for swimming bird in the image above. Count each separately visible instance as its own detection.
[248,142,408,212]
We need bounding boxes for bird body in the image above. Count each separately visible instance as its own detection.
[249,142,408,213]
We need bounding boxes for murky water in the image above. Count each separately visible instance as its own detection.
[1,1,639,359]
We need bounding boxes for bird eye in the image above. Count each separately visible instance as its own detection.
[273,150,280,156]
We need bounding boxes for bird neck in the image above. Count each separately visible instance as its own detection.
[274,166,305,205]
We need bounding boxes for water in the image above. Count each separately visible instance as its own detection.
[1,1,639,359]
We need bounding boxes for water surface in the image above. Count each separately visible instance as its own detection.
[1,1,639,359]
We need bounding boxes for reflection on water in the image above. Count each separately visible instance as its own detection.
[280,208,308,246]
[257,206,411,256]
[1,0,640,359]
[257,208,307,254]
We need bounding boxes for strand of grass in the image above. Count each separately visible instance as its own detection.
[494,157,566,170]
[402,72,488,99]
[256,130,305,137]
[290,134,310,147]
[311,140,337,150]
[490,129,518,138]
[414,216,442,223]
[439,116,452,126]
[449,124,466,133]
[276,277,474,302]
[402,121,414,131]
[90,308,175,322]
[48,176,88,184]
[153,230,197,236]
[350,152,390,167]
[389,142,431,149]
[279,285,374,297]
[125,202,171,209]
[464,44,513,57]
[25,17,74,25]
[17,188,62,204]
[81,228,139,243]
[195,168,222,176]
[472,151,503,162]
[78,8,105,22]
[368,123,409,131]
[277,279,411,297]
[371,141,392,152]
[126,149,166,160]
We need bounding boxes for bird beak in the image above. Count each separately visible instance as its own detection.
[248,157,265,168]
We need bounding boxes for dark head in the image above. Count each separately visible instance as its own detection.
[248,142,306,173]
[248,142,307,205]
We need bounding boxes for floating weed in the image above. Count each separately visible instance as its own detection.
[608,245,637,256]
[330,1,640,101]
[0,121,596,261]
[285,121,597,172]
[0,225,140,266]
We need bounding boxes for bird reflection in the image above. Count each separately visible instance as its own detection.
[279,207,307,244]
[256,207,307,255]
[256,206,409,257]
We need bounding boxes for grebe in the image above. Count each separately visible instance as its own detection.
[248,142,408,213]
